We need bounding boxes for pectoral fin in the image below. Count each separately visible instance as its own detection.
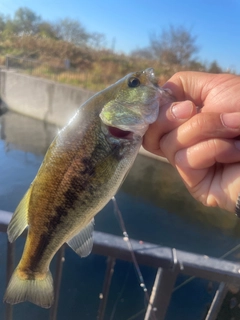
[67,218,94,257]
[7,187,32,243]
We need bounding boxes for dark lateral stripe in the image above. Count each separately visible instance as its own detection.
[27,136,123,271]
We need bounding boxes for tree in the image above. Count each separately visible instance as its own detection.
[0,14,6,32]
[87,32,106,50]
[131,47,154,60]
[188,60,206,72]
[54,18,89,46]
[38,22,58,39]
[13,7,41,34]
[208,61,222,73]
[3,18,17,35]
[149,26,198,66]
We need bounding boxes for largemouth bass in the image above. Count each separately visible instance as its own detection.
[4,68,174,308]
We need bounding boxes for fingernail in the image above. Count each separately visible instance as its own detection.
[171,101,194,119]
[221,113,240,129]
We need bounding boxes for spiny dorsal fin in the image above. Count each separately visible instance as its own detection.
[7,187,32,243]
[67,218,94,257]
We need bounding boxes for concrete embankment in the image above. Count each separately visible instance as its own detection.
[0,69,94,127]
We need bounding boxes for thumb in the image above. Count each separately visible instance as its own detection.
[163,71,223,107]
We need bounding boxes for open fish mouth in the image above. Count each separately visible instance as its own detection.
[107,125,133,139]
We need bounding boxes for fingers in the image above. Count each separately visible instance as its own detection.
[159,111,240,212]
[162,72,240,112]
[174,140,240,211]
[143,100,197,156]
[145,72,240,157]
[163,71,215,104]
[175,138,240,186]
[160,112,240,165]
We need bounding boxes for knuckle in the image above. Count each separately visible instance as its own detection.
[190,113,206,131]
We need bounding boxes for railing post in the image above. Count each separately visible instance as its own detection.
[144,267,178,320]
[205,282,228,320]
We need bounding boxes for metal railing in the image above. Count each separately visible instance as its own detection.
[1,209,240,320]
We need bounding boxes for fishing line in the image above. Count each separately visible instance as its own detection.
[111,196,157,320]
[126,308,146,320]
[109,263,131,320]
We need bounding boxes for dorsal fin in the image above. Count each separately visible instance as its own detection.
[7,187,32,243]
[67,218,94,257]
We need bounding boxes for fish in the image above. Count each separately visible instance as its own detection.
[4,68,174,308]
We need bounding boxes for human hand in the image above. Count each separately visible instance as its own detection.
[143,72,240,213]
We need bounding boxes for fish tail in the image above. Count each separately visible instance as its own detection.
[4,268,54,308]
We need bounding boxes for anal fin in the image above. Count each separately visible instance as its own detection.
[67,218,94,257]
[8,187,32,243]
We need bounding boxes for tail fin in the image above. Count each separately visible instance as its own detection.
[4,268,54,308]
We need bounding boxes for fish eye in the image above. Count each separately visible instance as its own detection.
[128,77,140,88]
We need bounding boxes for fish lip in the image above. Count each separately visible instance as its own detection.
[144,67,155,79]
[143,68,159,87]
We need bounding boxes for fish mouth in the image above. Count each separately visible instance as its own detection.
[144,67,155,79]
[107,126,133,139]
[143,68,159,87]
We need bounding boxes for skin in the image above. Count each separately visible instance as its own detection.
[143,72,240,213]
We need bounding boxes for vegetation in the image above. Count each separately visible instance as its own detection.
[0,7,228,91]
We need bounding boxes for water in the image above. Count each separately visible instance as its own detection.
[1,111,240,319]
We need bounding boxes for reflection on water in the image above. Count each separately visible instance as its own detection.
[1,111,240,319]
[0,111,58,155]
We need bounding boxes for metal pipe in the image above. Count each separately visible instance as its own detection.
[144,267,178,320]
[205,282,228,320]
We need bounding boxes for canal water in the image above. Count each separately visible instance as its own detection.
[1,111,240,319]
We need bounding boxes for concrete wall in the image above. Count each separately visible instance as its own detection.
[0,70,94,127]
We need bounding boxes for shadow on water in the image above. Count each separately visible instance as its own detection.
[1,110,240,319]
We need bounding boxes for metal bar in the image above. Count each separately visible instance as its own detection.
[49,245,65,320]
[5,241,15,320]
[92,231,240,286]
[1,211,240,288]
[205,282,228,320]
[97,257,116,320]
[144,267,178,320]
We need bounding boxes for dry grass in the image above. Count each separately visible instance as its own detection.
[0,34,200,90]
